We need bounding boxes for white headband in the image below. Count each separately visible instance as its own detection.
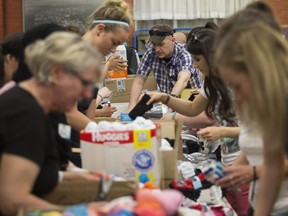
[93,20,129,27]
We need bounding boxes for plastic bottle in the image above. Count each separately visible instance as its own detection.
[107,45,128,79]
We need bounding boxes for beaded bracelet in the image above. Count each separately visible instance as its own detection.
[171,111,177,120]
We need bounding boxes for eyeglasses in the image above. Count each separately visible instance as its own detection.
[70,71,94,88]
[149,29,174,36]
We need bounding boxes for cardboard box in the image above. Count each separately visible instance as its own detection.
[80,124,162,187]
[180,88,200,99]
[153,120,183,189]
[44,179,137,205]
[111,102,129,118]
[75,120,182,190]
[94,117,117,123]
[104,75,157,103]
[181,88,193,99]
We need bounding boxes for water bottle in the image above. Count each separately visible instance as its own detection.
[107,45,128,79]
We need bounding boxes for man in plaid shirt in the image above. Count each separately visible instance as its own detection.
[128,23,201,110]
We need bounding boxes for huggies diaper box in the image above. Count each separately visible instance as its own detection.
[80,118,162,187]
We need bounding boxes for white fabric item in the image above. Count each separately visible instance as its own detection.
[178,161,196,179]
[134,0,255,20]
[220,150,240,166]
[160,138,173,150]
[239,124,288,215]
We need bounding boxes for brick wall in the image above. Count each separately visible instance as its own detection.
[0,0,22,38]
[265,0,288,25]
[0,0,287,39]
[0,0,135,46]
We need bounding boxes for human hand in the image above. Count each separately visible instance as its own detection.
[106,54,128,72]
[98,87,112,99]
[197,126,221,141]
[215,165,254,190]
[146,91,169,105]
[95,104,117,117]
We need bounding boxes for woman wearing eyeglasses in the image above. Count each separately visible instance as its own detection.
[146,28,249,216]
[0,32,103,215]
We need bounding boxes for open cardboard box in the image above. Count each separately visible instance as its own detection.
[80,123,162,187]
[44,179,137,205]
[153,120,183,189]
[48,119,182,206]
[104,75,157,103]
[94,117,117,123]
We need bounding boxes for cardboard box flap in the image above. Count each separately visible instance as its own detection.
[105,75,157,103]
[153,120,183,189]
[153,120,183,160]
[45,180,137,205]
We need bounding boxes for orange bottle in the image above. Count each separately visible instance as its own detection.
[107,45,128,79]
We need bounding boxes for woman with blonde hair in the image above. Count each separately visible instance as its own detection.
[0,31,103,215]
[210,2,288,215]
[214,22,288,216]
[66,0,132,131]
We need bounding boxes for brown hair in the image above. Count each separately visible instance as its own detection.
[86,0,131,32]
[214,22,288,151]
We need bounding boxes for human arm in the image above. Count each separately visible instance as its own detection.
[62,171,100,181]
[96,87,112,106]
[128,75,146,111]
[65,102,91,132]
[254,139,285,216]
[197,126,240,141]
[85,87,112,120]
[95,104,117,117]
[216,149,287,207]
[170,70,191,97]
[0,154,58,215]
[161,111,216,128]
[215,152,253,189]
[147,92,208,117]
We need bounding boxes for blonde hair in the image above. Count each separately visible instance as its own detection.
[86,0,131,32]
[214,23,288,151]
[25,31,104,84]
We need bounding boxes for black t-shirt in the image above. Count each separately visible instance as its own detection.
[0,86,59,197]
[48,112,72,170]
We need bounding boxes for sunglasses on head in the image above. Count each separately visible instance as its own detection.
[149,29,174,36]
[190,33,200,43]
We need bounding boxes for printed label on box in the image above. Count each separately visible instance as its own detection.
[80,126,161,186]
[132,149,154,171]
